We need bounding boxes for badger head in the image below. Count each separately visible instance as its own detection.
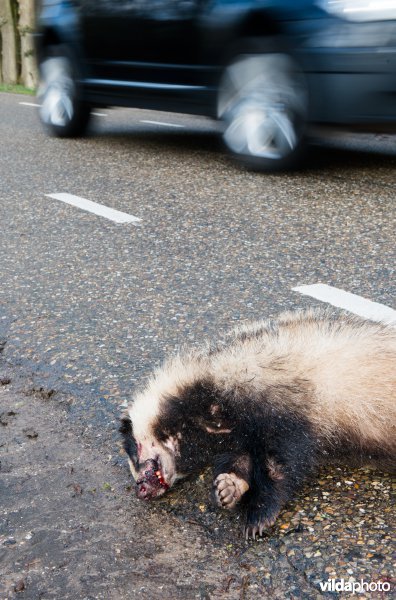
[120,369,235,500]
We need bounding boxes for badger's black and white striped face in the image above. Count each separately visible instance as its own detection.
[120,408,184,500]
[120,376,235,501]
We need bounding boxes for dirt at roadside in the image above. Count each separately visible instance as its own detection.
[0,367,395,600]
[0,381,237,600]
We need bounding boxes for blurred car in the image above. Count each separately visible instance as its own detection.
[35,1,396,171]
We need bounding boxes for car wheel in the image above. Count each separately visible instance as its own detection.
[218,52,308,171]
[38,46,91,138]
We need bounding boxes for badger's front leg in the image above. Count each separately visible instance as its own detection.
[213,453,252,510]
[212,420,317,538]
[244,460,287,538]
[214,473,250,509]
[244,431,317,539]
[212,452,288,534]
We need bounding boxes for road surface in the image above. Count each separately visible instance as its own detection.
[0,92,395,599]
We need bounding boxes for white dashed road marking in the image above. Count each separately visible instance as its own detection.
[140,119,185,128]
[19,102,41,107]
[45,193,141,225]
[20,102,107,118]
[293,283,396,325]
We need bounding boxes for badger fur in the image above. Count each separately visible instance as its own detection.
[120,310,396,539]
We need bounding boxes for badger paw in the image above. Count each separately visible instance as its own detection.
[245,506,279,540]
[213,472,249,510]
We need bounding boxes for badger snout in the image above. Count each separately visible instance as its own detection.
[135,458,169,500]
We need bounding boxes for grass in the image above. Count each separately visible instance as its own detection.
[0,83,36,96]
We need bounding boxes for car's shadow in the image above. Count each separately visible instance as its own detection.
[91,126,223,156]
[89,124,396,175]
[306,135,396,174]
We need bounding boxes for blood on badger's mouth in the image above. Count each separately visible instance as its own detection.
[136,458,169,500]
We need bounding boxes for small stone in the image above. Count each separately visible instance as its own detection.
[14,579,26,593]
[4,538,17,545]
[69,483,83,495]
[23,428,38,439]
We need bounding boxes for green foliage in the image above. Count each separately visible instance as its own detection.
[0,83,36,95]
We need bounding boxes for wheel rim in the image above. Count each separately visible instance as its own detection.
[218,54,307,161]
[38,57,75,127]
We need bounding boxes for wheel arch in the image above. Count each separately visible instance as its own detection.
[236,9,283,40]
[36,27,62,63]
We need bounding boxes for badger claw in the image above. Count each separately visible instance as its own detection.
[244,509,278,540]
[213,473,249,510]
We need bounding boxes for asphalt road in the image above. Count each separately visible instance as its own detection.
[0,92,395,598]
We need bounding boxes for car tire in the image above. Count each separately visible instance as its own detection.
[38,45,91,138]
[218,50,308,171]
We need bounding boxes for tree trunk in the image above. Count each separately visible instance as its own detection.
[18,0,37,88]
[0,0,19,85]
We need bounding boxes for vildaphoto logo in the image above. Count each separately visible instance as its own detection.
[319,579,392,594]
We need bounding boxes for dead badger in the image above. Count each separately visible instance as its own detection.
[120,310,396,539]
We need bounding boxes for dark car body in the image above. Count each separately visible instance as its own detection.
[35,1,396,170]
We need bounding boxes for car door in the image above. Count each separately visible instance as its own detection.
[80,0,207,86]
